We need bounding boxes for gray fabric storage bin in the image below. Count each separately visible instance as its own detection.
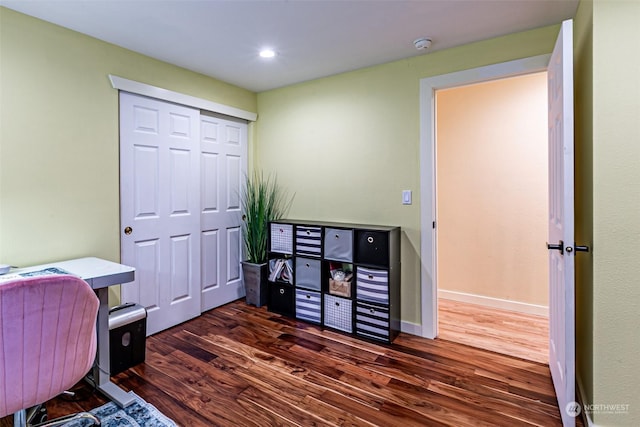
[323,228,353,262]
[295,257,322,291]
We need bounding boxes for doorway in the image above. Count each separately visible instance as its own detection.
[419,54,552,339]
[434,73,549,362]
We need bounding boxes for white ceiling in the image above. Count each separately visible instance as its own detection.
[1,0,578,92]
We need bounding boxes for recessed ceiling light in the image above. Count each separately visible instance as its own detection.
[259,49,276,58]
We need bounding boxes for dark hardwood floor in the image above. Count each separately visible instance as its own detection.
[1,300,565,426]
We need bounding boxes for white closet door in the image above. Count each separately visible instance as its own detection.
[120,92,201,335]
[200,111,247,311]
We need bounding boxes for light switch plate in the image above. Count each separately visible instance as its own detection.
[402,190,412,205]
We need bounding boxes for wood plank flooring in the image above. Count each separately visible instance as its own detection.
[1,300,564,426]
[438,298,549,364]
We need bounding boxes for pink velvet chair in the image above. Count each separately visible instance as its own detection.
[0,274,101,426]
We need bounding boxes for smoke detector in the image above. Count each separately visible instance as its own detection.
[413,37,432,50]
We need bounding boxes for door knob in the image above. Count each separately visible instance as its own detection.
[124,226,133,235]
[546,240,564,255]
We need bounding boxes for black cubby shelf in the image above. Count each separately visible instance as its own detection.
[267,219,400,344]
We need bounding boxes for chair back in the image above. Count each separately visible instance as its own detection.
[0,274,99,417]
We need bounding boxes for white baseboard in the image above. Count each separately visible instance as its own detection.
[577,373,597,427]
[439,290,548,317]
[401,320,422,336]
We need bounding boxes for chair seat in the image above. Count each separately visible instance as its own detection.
[0,274,100,426]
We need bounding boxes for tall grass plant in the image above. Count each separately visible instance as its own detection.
[241,171,294,264]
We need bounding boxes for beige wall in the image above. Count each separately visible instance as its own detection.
[436,73,548,307]
[0,8,257,302]
[256,25,560,326]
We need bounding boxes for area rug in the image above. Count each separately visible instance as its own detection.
[61,392,176,427]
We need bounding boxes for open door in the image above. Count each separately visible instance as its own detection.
[547,19,576,427]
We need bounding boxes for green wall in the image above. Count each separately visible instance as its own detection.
[256,25,560,326]
[591,1,640,425]
[574,0,595,421]
[567,0,639,425]
[0,7,256,269]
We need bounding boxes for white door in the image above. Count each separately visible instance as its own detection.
[120,92,201,336]
[547,20,575,427]
[200,112,247,311]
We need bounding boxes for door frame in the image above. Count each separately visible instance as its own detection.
[419,54,550,339]
[109,75,257,122]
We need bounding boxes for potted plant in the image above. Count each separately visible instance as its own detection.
[241,171,293,307]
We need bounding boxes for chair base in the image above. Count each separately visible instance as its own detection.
[13,405,100,427]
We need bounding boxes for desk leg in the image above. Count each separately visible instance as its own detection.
[93,287,136,407]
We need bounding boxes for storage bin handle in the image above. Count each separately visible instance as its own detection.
[367,236,374,244]
[279,288,285,294]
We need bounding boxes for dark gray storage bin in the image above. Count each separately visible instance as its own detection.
[355,230,389,266]
[268,282,295,317]
[109,303,147,375]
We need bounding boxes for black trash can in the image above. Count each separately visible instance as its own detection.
[109,303,147,375]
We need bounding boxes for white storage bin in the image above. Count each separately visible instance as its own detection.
[270,223,293,254]
[323,294,353,333]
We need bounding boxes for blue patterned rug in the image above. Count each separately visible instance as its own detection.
[62,392,176,427]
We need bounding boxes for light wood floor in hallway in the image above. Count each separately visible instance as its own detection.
[438,298,549,364]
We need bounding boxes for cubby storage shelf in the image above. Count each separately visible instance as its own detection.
[267,219,400,344]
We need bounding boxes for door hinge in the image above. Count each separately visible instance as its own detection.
[432,221,436,229]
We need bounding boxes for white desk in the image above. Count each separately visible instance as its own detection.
[11,257,136,407]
